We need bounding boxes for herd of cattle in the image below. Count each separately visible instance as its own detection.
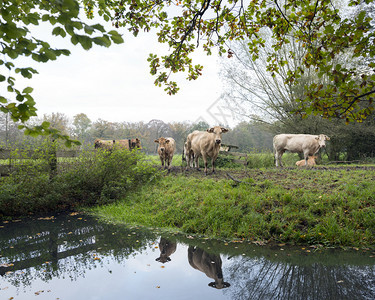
[94,127,330,173]
[156,238,230,289]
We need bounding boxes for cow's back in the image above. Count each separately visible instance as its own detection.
[191,132,217,157]
[274,134,318,153]
[166,137,176,155]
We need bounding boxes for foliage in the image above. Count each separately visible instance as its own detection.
[0,0,123,142]
[93,0,375,121]
[0,147,159,216]
[91,168,375,248]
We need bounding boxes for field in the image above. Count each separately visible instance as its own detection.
[90,161,375,249]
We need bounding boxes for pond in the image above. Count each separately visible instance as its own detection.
[0,213,374,300]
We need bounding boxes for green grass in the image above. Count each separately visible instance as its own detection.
[90,166,375,249]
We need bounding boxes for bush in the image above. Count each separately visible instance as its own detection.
[0,148,160,217]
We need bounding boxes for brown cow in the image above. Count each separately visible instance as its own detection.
[154,137,176,170]
[273,134,330,167]
[155,238,177,264]
[186,126,229,175]
[188,246,230,289]
[94,138,142,150]
[296,155,317,167]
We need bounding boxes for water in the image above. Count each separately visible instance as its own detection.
[0,213,374,300]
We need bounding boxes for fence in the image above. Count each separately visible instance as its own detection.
[0,149,88,177]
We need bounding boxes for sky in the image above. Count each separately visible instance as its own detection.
[8,14,242,128]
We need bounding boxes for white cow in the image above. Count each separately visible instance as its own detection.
[186,126,229,175]
[273,134,330,167]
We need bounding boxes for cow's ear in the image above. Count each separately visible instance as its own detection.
[221,127,229,133]
[166,140,170,143]
[154,139,159,143]
[207,128,214,133]
[325,135,330,140]
[315,136,319,140]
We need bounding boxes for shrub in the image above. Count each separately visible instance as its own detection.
[0,148,160,217]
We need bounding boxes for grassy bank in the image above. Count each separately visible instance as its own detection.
[90,166,375,248]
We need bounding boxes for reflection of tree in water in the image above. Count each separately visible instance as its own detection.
[223,256,375,300]
[0,214,158,289]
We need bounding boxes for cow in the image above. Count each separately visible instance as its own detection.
[186,126,229,175]
[182,141,195,168]
[155,238,177,264]
[188,246,230,289]
[273,134,330,167]
[94,138,142,150]
[296,155,317,167]
[154,137,176,170]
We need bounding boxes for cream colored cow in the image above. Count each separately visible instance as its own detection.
[273,134,330,167]
[154,137,176,170]
[186,126,229,175]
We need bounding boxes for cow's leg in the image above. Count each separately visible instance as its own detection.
[303,152,309,166]
[202,154,208,175]
[211,158,216,174]
[195,155,200,171]
[275,151,283,167]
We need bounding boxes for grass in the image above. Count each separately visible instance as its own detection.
[89,166,375,249]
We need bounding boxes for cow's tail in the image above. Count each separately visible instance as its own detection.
[182,144,186,162]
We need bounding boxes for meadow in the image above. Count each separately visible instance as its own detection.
[90,152,375,249]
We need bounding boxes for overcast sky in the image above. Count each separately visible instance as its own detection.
[8,15,241,128]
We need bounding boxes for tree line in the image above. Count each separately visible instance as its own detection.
[1,112,374,161]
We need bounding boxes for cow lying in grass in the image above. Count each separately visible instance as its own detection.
[296,155,317,167]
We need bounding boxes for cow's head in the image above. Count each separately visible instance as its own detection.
[207,126,229,145]
[131,138,142,149]
[316,134,330,148]
[154,137,169,152]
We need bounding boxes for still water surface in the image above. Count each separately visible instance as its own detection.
[0,213,374,300]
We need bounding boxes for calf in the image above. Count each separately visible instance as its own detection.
[296,155,317,167]
[154,137,176,170]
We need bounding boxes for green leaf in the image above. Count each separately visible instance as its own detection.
[110,34,124,44]
[22,87,34,94]
[0,75,5,82]
[78,35,93,50]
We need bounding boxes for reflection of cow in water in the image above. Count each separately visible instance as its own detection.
[155,238,177,264]
[188,246,230,289]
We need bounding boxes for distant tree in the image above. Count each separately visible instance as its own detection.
[168,121,191,153]
[43,112,70,134]
[72,113,92,142]
[90,119,115,140]
[225,122,273,152]
[189,121,211,132]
